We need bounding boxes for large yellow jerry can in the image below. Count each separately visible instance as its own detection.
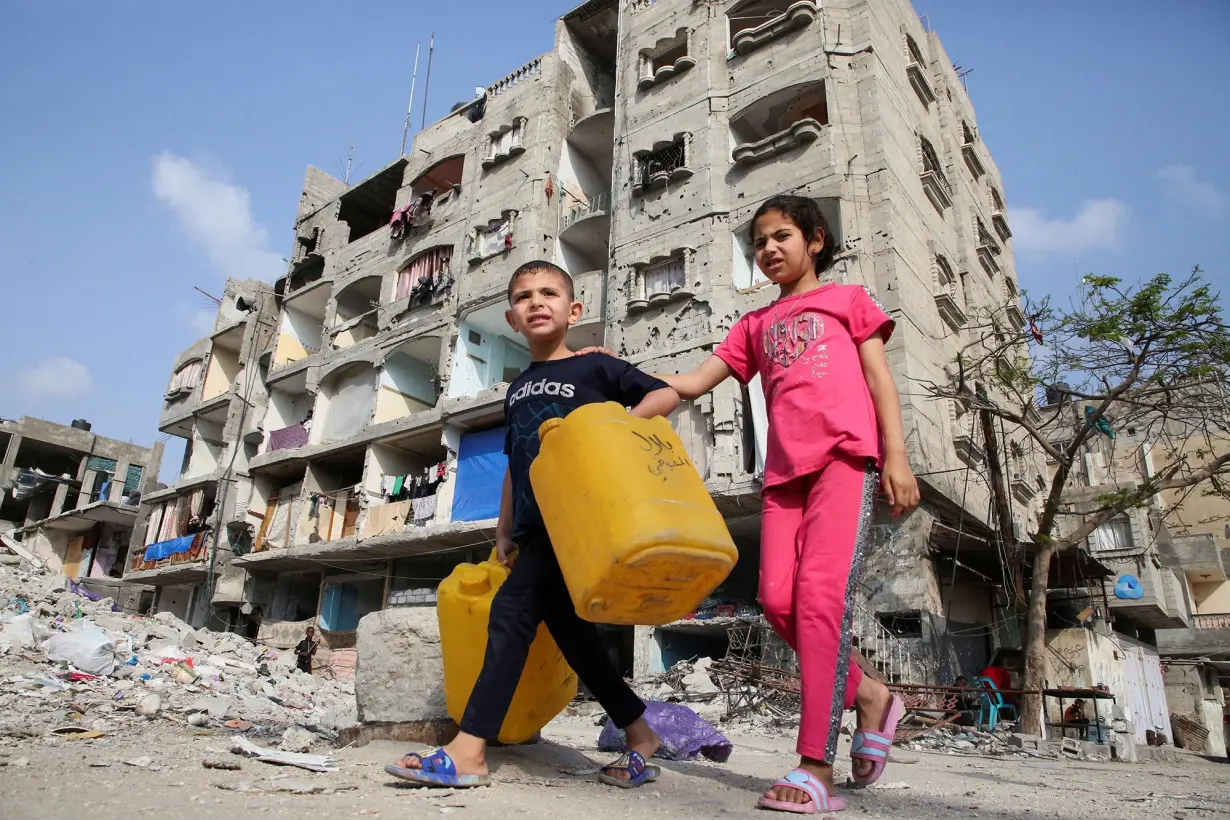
[530,402,738,625]
[437,551,578,744]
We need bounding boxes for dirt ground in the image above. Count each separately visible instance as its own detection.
[3,714,1228,820]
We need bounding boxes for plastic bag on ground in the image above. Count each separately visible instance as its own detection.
[43,620,119,676]
[598,700,733,762]
[1,614,36,650]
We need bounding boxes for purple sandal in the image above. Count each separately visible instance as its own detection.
[757,769,846,814]
[849,694,903,786]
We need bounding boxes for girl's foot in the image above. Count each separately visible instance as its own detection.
[762,757,834,806]
[602,718,661,782]
[392,733,489,779]
[851,676,895,782]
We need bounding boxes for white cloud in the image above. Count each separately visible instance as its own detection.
[1156,165,1227,214]
[1009,199,1130,255]
[152,153,284,280]
[19,357,93,401]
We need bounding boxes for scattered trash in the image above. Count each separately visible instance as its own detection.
[124,756,155,769]
[215,778,357,795]
[52,725,104,739]
[229,735,338,772]
[203,759,242,771]
[599,700,732,762]
[43,621,120,676]
[224,719,252,731]
[135,693,162,717]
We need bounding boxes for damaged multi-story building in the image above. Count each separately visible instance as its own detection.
[2,415,162,611]
[127,0,1039,680]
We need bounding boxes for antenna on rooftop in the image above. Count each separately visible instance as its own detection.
[953,63,974,91]
[421,33,435,131]
[334,145,362,185]
[401,42,422,155]
[193,286,221,305]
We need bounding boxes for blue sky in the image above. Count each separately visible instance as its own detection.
[1,1,1227,482]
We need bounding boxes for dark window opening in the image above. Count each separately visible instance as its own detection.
[338,163,404,243]
[876,610,923,638]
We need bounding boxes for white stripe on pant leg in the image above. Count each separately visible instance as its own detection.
[823,461,880,762]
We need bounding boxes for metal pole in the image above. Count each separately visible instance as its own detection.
[400,43,421,155]
[421,33,435,130]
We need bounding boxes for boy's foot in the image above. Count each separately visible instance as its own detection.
[601,720,661,783]
[851,676,896,782]
[762,758,835,807]
[392,737,489,779]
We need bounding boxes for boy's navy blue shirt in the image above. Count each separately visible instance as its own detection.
[503,352,668,541]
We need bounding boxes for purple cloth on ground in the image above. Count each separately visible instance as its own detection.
[598,700,732,762]
[268,424,309,452]
[67,580,120,612]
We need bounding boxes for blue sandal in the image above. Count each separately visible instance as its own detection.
[598,749,660,789]
[385,748,491,788]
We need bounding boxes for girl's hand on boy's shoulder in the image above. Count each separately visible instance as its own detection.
[881,452,921,517]
[575,346,614,357]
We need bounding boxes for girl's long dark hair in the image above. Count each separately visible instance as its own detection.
[752,195,838,273]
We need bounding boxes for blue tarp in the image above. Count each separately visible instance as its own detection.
[143,535,195,562]
[452,427,507,522]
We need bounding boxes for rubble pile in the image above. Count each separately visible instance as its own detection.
[0,562,358,751]
[632,657,799,732]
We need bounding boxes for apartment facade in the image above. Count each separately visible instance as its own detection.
[2,415,162,610]
[1036,399,1230,753]
[128,0,1036,676]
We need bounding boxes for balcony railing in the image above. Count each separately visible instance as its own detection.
[1194,613,1230,629]
[561,190,611,231]
[129,531,209,574]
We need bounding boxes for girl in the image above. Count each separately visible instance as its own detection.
[662,195,919,813]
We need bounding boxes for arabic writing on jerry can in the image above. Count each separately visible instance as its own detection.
[529,401,738,626]
[437,551,578,743]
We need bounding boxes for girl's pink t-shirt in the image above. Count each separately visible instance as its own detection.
[714,283,893,488]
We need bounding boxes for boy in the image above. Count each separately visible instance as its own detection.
[386,261,679,790]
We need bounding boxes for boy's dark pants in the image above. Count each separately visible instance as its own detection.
[459,534,645,739]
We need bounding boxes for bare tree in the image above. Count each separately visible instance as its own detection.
[922,267,1230,734]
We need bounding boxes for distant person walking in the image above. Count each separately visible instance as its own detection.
[295,626,319,674]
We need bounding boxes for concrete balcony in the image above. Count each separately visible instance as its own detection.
[992,210,1012,241]
[1158,622,1230,658]
[907,61,935,106]
[732,118,824,167]
[125,531,211,586]
[1101,555,1190,630]
[962,141,986,179]
[1160,532,1227,584]
[920,168,953,212]
[729,1,818,57]
[934,281,967,331]
[1010,469,1038,505]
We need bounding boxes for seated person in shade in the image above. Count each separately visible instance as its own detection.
[1064,698,1089,727]
[953,675,981,725]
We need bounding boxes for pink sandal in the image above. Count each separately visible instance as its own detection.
[849,694,903,786]
[757,768,846,814]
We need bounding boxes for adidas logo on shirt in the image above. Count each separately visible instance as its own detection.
[508,379,576,406]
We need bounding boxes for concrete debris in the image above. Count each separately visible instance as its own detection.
[354,608,447,725]
[0,561,358,752]
[280,725,318,753]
